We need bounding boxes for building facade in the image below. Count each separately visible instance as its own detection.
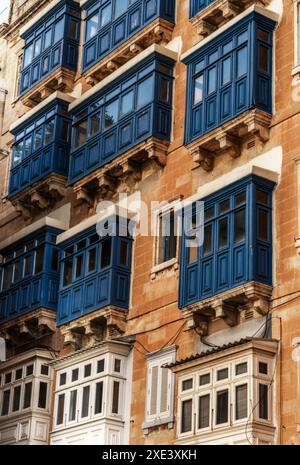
[0,0,300,446]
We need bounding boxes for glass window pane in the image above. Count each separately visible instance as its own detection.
[59,372,67,386]
[2,263,13,290]
[237,46,248,78]
[41,365,49,376]
[236,362,248,375]
[44,118,55,145]
[259,45,269,73]
[258,209,268,241]
[188,242,198,264]
[34,37,42,58]
[90,113,101,136]
[61,120,69,141]
[198,394,210,429]
[4,372,12,384]
[114,359,121,373]
[160,78,169,102]
[34,127,43,151]
[259,362,268,375]
[54,18,64,43]
[259,384,268,420]
[101,239,112,268]
[121,90,134,116]
[199,373,210,386]
[13,259,21,283]
[218,218,228,249]
[101,4,112,27]
[203,224,212,256]
[234,209,246,243]
[104,100,118,129]
[216,389,228,425]
[222,56,231,86]
[24,136,32,158]
[219,199,230,214]
[72,368,79,382]
[13,141,23,166]
[235,384,248,420]
[35,246,44,274]
[38,382,48,409]
[44,28,52,49]
[194,75,204,105]
[119,241,128,266]
[95,381,103,414]
[69,390,77,421]
[137,76,154,107]
[115,0,127,18]
[112,381,120,414]
[69,19,78,40]
[63,257,73,286]
[88,248,97,272]
[1,390,10,416]
[75,254,83,278]
[12,386,21,412]
[182,379,193,391]
[235,192,246,207]
[51,249,59,271]
[56,393,65,425]
[86,14,99,41]
[97,359,105,373]
[217,368,228,381]
[181,399,192,433]
[256,190,268,206]
[75,120,87,147]
[24,44,33,68]
[26,364,33,376]
[84,364,91,377]
[15,368,23,380]
[23,382,32,409]
[81,386,90,418]
[208,67,217,94]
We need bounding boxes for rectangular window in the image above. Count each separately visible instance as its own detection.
[101,239,112,268]
[198,394,210,429]
[258,383,269,420]
[235,384,248,420]
[1,390,10,416]
[72,368,79,382]
[137,76,154,108]
[81,386,90,418]
[12,386,21,412]
[44,118,55,145]
[69,390,77,421]
[158,210,177,264]
[75,120,87,147]
[112,381,120,414]
[86,13,99,41]
[104,100,118,129]
[216,389,228,425]
[235,362,248,376]
[56,393,65,425]
[181,399,193,433]
[34,246,44,274]
[38,382,48,409]
[95,381,103,414]
[63,257,73,286]
[23,382,32,409]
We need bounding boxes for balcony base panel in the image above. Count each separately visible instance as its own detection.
[73,137,169,205]
[182,281,272,335]
[20,68,76,108]
[10,174,67,219]
[188,109,272,171]
[60,306,128,350]
[83,18,174,86]
[191,0,271,40]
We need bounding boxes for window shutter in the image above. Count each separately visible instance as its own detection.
[159,367,169,414]
[150,365,158,416]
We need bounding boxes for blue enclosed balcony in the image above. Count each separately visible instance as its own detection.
[179,171,277,329]
[82,0,175,86]
[0,220,65,339]
[19,0,81,108]
[8,93,73,218]
[56,214,133,344]
[183,9,277,171]
[68,46,176,200]
[189,1,271,40]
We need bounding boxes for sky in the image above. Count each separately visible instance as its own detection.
[0,0,10,24]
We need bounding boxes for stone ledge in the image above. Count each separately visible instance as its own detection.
[59,306,128,350]
[191,0,271,41]
[20,68,76,108]
[182,281,273,335]
[187,109,272,172]
[73,137,170,205]
[83,18,174,87]
[10,174,67,220]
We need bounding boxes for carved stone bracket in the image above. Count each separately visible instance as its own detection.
[191,0,271,41]
[11,174,67,219]
[188,109,272,171]
[182,281,272,330]
[83,18,174,86]
[60,306,127,350]
[73,137,169,205]
[20,68,76,108]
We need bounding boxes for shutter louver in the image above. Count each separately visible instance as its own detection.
[160,367,169,414]
[150,366,158,416]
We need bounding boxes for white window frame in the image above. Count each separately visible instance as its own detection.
[196,389,211,434]
[142,346,176,432]
[294,1,300,70]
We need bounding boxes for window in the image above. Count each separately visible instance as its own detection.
[86,13,99,41]
[144,347,176,429]
[81,386,90,418]
[38,382,48,409]
[198,394,210,429]
[235,384,248,420]
[56,394,65,425]
[1,390,10,416]
[112,381,120,414]
[54,18,64,43]
[137,76,154,108]
[156,208,177,265]
[23,382,32,409]
[216,389,229,425]
[180,176,274,308]
[44,118,55,145]
[180,399,193,433]
[95,381,103,414]
[258,383,269,420]
[12,386,21,412]
[69,390,77,421]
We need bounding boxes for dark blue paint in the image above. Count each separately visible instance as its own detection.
[0,226,62,324]
[82,0,175,72]
[190,0,216,18]
[184,12,277,145]
[20,0,81,96]
[179,174,275,308]
[69,52,175,185]
[57,219,133,325]
[8,98,72,198]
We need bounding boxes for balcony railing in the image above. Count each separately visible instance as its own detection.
[19,0,81,107]
[57,220,133,326]
[68,48,176,197]
[184,10,277,170]
[82,0,175,84]
[0,226,62,325]
[8,95,72,216]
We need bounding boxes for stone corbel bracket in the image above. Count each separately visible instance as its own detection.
[188,109,272,171]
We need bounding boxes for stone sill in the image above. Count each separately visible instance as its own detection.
[150,258,178,280]
[142,416,174,435]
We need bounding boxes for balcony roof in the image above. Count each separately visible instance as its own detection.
[20,0,80,38]
[181,5,279,63]
[10,91,75,134]
[69,44,178,113]
[0,216,68,252]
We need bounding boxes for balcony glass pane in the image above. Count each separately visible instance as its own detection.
[81,385,90,418]
[95,381,103,414]
[198,394,210,429]
[54,18,64,43]
[44,28,52,49]
[13,142,23,166]
[137,76,154,107]
[104,100,119,129]
[101,4,112,27]
[34,127,43,151]
[75,120,87,147]
[115,0,127,18]
[90,113,101,136]
[69,390,77,421]
[235,384,248,420]
[121,90,134,116]
[24,44,33,68]
[34,37,42,58]
[216,389,228,424]
[194,75,203,105]
[181,399,192,433]
[44,118,55,145]
[86,13,99,41]
[56,394,65,425]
